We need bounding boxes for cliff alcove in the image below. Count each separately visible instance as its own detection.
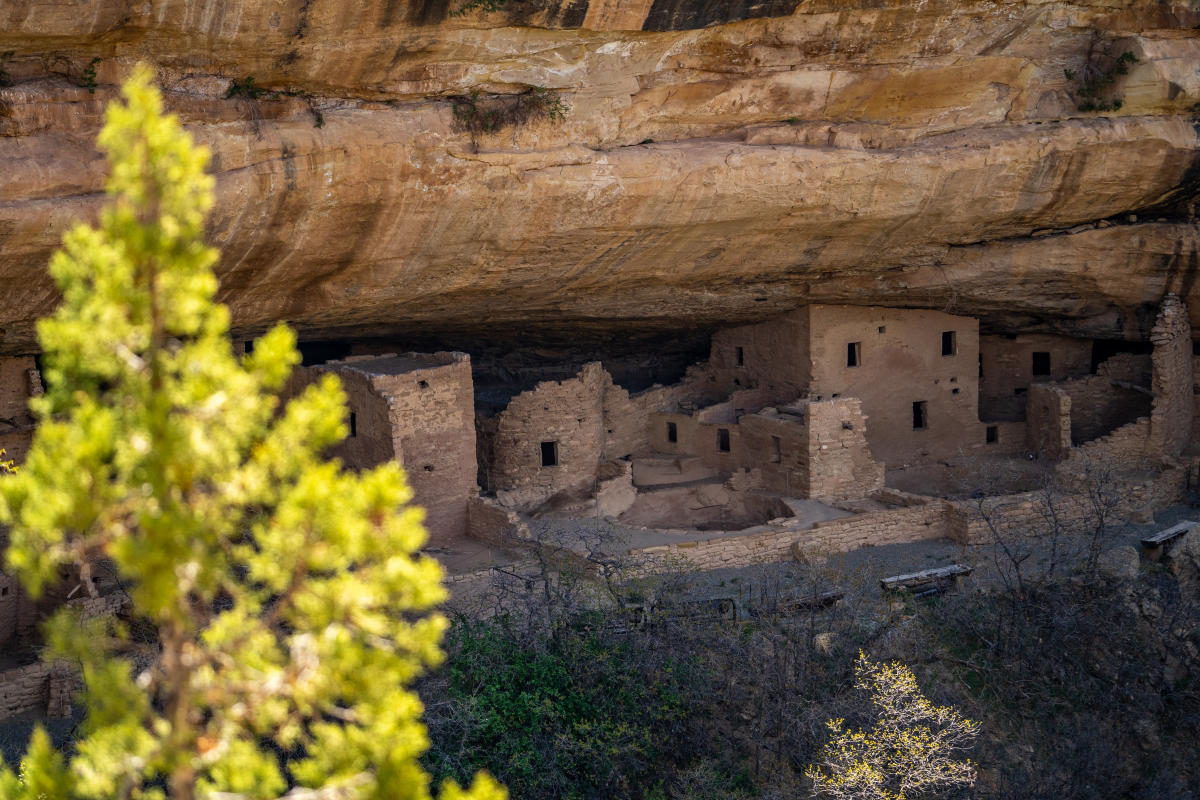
[1,0,1199,357]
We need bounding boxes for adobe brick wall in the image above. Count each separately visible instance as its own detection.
[979,334,1092,421]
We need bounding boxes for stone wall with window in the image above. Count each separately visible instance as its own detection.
[708,308,811,398]
[287,352,477,544]
[805,305,986,466]
[979,334,1092,421]
[738,399,884,500]
[479,362,609,510]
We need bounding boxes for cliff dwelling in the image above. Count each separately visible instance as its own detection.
[0,297,1146,594]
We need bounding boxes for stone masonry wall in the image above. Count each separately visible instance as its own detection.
[737,412,809,495]
[0,355,40,464]
[1147,295,1193,459]
[806,305,983,467]
[708,308,811,398]
[804,399,886,500]
[1192,355,1200,447]
[629,495,950,572]
[286,363,395,467]
[1027,384,1072,461]
[0,569,30,649]
[1060,417,1153,477]
[289,352,477,544]
[951,467,1188,545]
[373,354,477,546]
[0,660,80,721]
[466,495,528,546]
[483,362,607,509]
[979,334,1093,422]
[603,363,724,460]
[1051,368,1151,444]
[738,399,884,501]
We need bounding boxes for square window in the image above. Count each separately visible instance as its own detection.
[667,421,678,443]
[847,341,861,368]
[541,441,559,467]
[736,346,745,366]
[952,388,960,395]
[941,331,957,356]
[912,401,928,430]
[878,325,886,334]
[1032,351,1051,376]
[986,425,998,444]
[717,428,731,453]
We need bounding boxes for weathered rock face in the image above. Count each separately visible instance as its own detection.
[0,0,1198,354]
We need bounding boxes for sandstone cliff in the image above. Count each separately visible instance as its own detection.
[1,0,1198,353]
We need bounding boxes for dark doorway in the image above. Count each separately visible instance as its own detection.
[541,441,559,467]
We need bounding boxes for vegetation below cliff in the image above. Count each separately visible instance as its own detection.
[419,557,1200,799]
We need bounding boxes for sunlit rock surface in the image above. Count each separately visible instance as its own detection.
[0,0,1197,352]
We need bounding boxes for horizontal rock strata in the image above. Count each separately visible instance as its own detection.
[0,0,1197,353]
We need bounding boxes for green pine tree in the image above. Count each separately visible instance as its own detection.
[0,64,504,800]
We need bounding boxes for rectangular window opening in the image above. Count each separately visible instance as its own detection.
[877,325,886,334]
[771,435,782,463]
[941,331,957,357]
[736,346,745,366]
[666,421,678,443]
[1032,351,1051,376]
[847,341,861,368]
[541,441,559,467]
[912,401,928,430]
[348,411,357,438]
[717,428,731,453]
[986,425,998,444]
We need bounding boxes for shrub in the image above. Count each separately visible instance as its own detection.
[806,652,979,800]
